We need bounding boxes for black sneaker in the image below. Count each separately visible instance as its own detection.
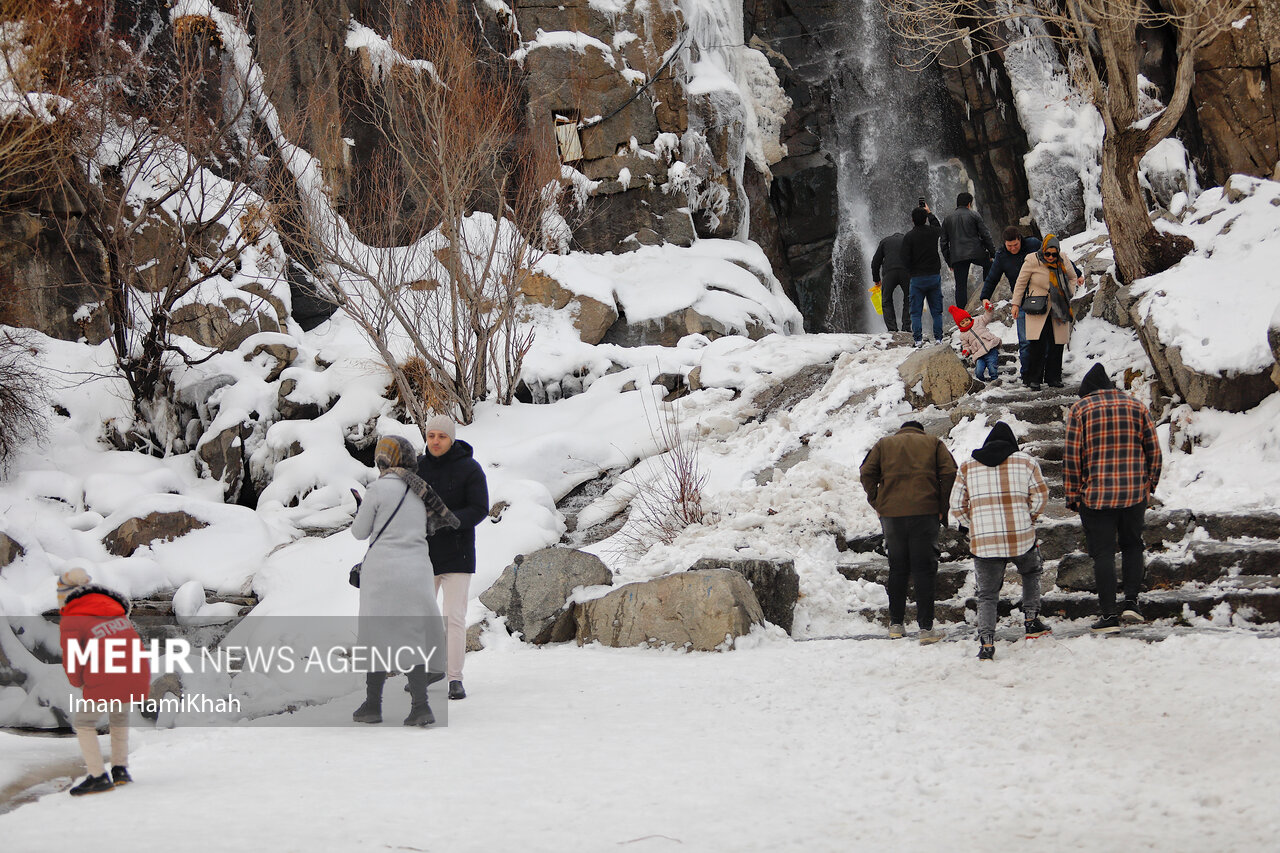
[448,680,466,700]
[1024,616,1052,638]
[404,702,435,727]
[1091,614,1121,633]
[69,773,114,796]
[1047,380,1064,388]
[1025,381,1042,391]
[352,700,382,724]
[110,766,132,786]
[977,644,995,661]
[1121,601,1145,624]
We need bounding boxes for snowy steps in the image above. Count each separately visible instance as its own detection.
[837,379,1280,630]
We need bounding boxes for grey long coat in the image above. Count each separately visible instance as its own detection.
[352,474,446,674]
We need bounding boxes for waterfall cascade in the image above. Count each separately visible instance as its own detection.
[826,0,973,332]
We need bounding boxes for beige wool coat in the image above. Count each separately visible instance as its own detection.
[1012,254,1076,345]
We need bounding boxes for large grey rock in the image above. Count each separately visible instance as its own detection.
[688,558,800,634]
[479,547,613,644]
[1135,313,1276,412]
[574,569,765,651]
[0,532,25,571]
[601,305,768,348]
[898,346,978,408]
[197,422,250,502]
[103,511,209,557]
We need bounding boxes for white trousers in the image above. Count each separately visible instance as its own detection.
[434,572,471,682]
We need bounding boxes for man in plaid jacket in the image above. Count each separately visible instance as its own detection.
[1065,363,1163,632]
[951,422,1051,660]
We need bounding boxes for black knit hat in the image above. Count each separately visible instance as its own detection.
[1079,363,1115,397]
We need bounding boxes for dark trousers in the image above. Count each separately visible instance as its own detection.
[882,514,940,629]
[951,260,991,309]
[1080,503,1147,615]
[881,270,910,332]
[1023,316,1064,384]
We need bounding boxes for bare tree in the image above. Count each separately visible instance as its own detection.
[882,0,1247,283]
[46,5,280,448]
[0,329,46,471]
[273,0,559,428]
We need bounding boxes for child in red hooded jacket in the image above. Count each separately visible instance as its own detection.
[58,567,151,796]
[949,301,1004,382]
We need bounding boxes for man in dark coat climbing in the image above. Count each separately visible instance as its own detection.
[1064,364,1163,633]
[871,231,910,333]
[941,191,994,310]
[859,421,957,644]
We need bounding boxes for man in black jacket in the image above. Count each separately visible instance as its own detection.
[871,231,909,332]
[417,414,490,700]
[900,204,945,346]
[941,192,995,310]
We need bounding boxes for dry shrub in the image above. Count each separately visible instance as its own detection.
[0,330,47,471]
[610,401,708,560]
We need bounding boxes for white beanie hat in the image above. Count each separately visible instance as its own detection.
[423,414,456,441]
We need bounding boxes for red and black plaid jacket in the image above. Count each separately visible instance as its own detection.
[1064,389,1162,510]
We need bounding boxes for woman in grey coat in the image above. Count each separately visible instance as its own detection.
[351,435,458,726]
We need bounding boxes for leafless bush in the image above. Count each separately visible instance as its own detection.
[609,400,708,560]
[0,330,47,471]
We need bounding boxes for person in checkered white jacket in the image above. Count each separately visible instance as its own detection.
[950,421,1051,660]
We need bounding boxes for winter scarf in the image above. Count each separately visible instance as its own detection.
[374,436,460,536]
[1039,234,1074,325]
[972,421,1020,467]
[1078,363,1115,397]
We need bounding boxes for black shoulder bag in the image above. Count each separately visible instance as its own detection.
[349,484,410,588]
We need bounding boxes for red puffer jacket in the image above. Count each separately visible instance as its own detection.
[60,585,152,705]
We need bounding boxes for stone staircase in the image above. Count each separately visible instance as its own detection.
[837,378,1280,635]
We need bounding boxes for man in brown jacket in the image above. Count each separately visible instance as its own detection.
[860,421,958,643]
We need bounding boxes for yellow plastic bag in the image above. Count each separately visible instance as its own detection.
[869,284,883,315]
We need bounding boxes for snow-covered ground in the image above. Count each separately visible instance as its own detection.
[3,630,1278,850]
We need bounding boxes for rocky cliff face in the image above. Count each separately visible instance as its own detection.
[1189,1,1280,187]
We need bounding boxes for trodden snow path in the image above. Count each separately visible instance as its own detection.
[2,631,1277,852]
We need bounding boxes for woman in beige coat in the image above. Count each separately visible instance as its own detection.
[1011,234,1080,389]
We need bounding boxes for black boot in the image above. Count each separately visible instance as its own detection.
[353,671,387,724]
[404,666,435,727]
[448,680,466,700]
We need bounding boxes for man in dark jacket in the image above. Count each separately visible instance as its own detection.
[859,421,958,643]
[871,231,910,333]
[900,205,945,346]
[1064,364,1163,633]
[417,414,490,699]
[941,192,994,310]
[982,227,1040,381]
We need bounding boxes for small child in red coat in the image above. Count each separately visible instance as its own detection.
[58,567,151,796]
[949,301,1004,382]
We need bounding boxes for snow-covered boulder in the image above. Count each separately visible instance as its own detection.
[1130,176,1280,412]
[102,510,210,557]
[480,547,613,645]
[897,345,976,409]
[574,569,765,651]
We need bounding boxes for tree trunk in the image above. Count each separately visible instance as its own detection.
[1100,128,1159,285]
